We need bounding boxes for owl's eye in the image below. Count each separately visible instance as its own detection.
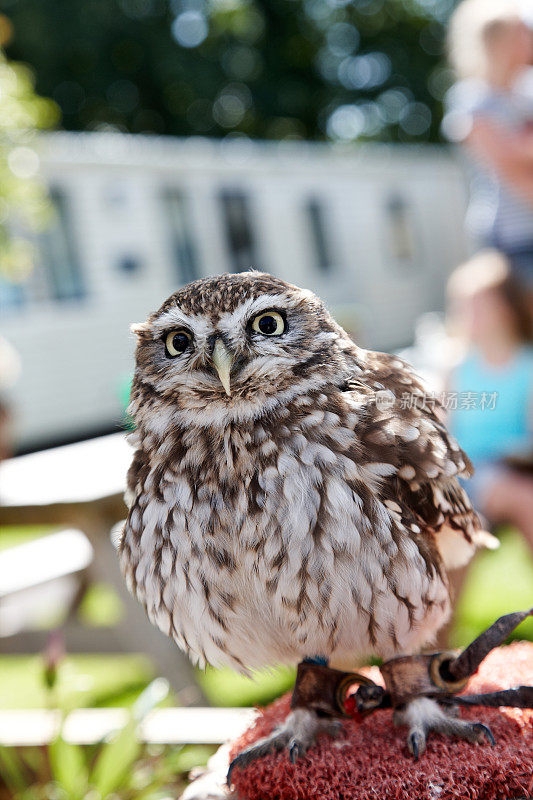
[164,329,192,357]
[251,311,286,336]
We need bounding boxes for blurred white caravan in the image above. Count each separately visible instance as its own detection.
[0,133,469,451]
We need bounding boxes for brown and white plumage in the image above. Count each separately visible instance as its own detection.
[119,271,493,677]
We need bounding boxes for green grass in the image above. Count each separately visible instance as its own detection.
[0,525,55,551]
[197,663,296,708]
[451,527,533,647]
[78,582,124,628]
[0,654,155,710]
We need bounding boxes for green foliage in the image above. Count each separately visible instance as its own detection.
[1,0,451,142]
[90,716,142,797]
[0,653,155,710]
[452,528,533,648]
[49,736,89,800]
[0,42,59,279]
[0,746,28,796]
[78,582,125,629]
[198,662,295,708]
[0,525,55,552]
[0,678,211,800]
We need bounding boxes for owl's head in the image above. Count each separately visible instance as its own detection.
[130,272,356,427]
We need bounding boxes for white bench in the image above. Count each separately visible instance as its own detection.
[0,706,256,747]
[0,529,93,636]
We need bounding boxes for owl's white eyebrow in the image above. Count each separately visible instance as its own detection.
[147,291,301,337]
[218,293,294,329]
[149,310,209,338]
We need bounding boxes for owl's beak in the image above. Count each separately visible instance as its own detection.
[211,338,233,396]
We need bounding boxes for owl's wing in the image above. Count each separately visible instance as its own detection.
[343,350,497,570]
[124,435,150,509]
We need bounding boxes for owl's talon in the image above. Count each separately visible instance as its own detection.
[396,697,496,759]
[227,708,341,786]
[407,730,424,760]
[226,730,288,786]
[471,722,495,746]
[289,739,300,763]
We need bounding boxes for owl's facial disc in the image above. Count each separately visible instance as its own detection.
[133,274,348,419]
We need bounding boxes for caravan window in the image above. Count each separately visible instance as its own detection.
[306,197,333,273]
[39,188,85,302]
[0,276,25,313]
[162,189,198,284]
[385,193,416,264]
[218,189,257,272]
[0,187,83,311]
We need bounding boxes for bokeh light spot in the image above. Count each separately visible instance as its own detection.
[377,88,413,124]
[399,101,432,136]
[327,104,365,140]
[213,83,251,128]
[326,22,360,57]
[222,45,262,81]
[338,52,391,91]
[172,11,208,48]
[8,147,40,180]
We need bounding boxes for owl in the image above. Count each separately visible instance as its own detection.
[119,271,496,778]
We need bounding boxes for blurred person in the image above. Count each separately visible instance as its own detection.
[444,0,533,289]
[447,250,533,551]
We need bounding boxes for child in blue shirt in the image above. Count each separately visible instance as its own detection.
[447,250,533,552]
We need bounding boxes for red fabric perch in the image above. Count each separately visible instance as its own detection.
[229,642,533,800]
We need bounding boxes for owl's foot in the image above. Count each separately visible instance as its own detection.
[394,697,495,760]
[227,708,342,786]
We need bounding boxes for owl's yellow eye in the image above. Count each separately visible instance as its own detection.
[165,329,192,357]
[251,311,285,336]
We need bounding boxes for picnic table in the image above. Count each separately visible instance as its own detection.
[0,433,205,704]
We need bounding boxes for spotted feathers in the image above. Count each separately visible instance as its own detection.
[119,272,490,673]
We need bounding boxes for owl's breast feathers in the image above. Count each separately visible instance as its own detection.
[119,348,494,670]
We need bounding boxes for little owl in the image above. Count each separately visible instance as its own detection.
[119,272,496,780]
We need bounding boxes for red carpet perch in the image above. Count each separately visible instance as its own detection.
[229,642,533,800]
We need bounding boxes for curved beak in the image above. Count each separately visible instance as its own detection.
[211,338,234,396]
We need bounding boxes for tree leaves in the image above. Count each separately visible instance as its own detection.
[2,0,447,142]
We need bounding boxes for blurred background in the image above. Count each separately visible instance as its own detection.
[0,0,532,797]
